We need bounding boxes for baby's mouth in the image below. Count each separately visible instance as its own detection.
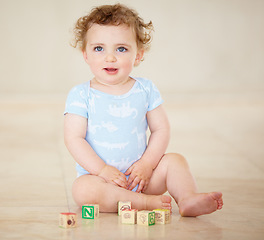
[104,68,118,74]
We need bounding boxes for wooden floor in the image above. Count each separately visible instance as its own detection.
[0,93,263,239]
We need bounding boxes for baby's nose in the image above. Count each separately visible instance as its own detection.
[105,53,117,62]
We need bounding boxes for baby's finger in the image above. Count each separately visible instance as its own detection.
[128,176,140,191]
[119,173,129,186]
[113,178,127,189]
[125,166,132,176]
[136,180,145,193]
[127,174,136,187]
[109,180,119,187]
[119,172,128,182]
[142,181,149,193]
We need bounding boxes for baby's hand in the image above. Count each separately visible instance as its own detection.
[125,160,153,193]
[98,165,128,189]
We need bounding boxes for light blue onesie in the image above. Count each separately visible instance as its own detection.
[64,77,163,180]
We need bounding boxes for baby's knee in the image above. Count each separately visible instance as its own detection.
[162,153,188,167]
[72,175,100,207]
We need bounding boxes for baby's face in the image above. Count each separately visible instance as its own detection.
[82,24,144,86]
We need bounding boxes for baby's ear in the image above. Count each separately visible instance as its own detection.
[134,49,145,66]
[82,50,89,63]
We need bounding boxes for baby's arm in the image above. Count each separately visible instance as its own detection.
[64,113,128,188]
[126,105,170,192]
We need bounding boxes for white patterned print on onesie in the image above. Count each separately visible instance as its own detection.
[64,77,163,179]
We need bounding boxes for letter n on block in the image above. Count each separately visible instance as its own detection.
[82,204,99,219]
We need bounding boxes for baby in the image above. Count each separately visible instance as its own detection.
[64,3,223,217]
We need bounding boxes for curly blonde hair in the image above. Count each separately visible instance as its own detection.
[71,4,154,52]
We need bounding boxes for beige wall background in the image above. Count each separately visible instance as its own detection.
[0,0,263,96]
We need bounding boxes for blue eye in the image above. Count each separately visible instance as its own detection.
[117,47,127,52]
[94,46,103,52]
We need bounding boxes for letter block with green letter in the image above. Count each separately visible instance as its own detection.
[82,204,99,219]
[137,211,155,226]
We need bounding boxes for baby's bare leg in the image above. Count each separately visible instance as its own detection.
[72,174,171,212]
[144,153,223,217]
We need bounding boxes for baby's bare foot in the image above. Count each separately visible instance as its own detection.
[146,195,172,211]
[178,192,223,217]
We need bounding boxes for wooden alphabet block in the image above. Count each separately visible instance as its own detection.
[82,204,99,219]
[137,211,155,226]
[121,209,138,224]
[118,201,131,216]
[59,213,76,228]
[153,209,171,224]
